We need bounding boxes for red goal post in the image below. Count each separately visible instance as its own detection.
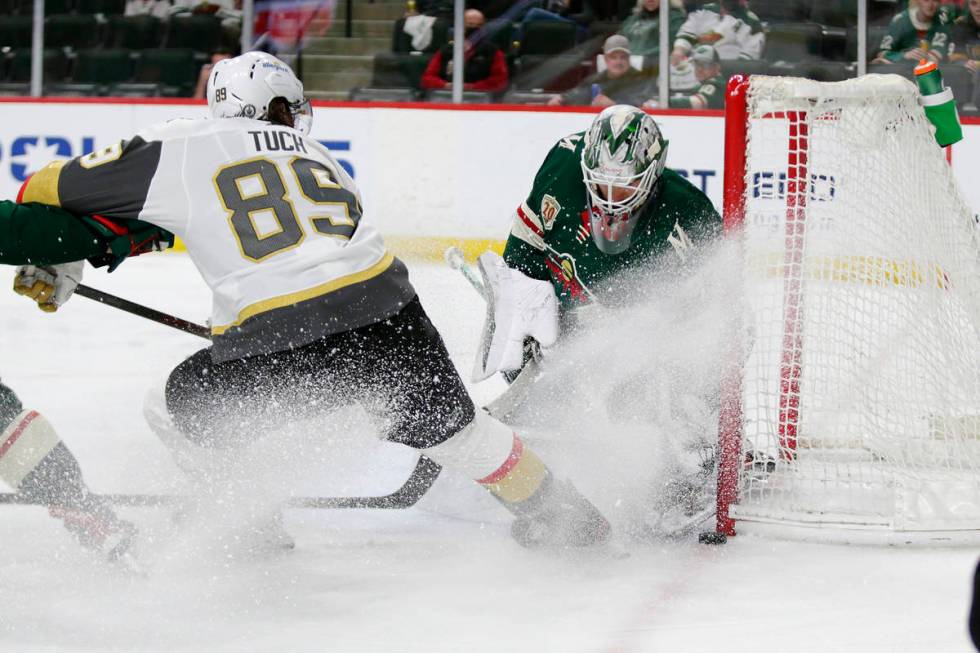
[716,74,980,544]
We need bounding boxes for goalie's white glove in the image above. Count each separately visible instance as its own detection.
[472,251,559,382]
[13,262,84,313]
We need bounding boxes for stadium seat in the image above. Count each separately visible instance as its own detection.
[108,15,165,50]
[720,59,771,81]
[43,0,73,15]
[134,48,197,96]
[165,15,222,53]
[0,16,34,49]
[108,81,162,97]
[772,60,855,82]
[810,0,858,27]
[615,0,633,21]
[764,22,824,64]
[7,48,69,83]
[370,52,429,89]
[44,15,102,50]
[44,82,99,96]
[749,0,811,23]
[0,81,30,96]
[846,25,888,62]
[7,0,72,13]
[513,54,588,92]
[867,60,916,81]
[427,89,494,104]
[73,48,133,87]
[820,26,848,61]
[869,0,901,26]
[501,89,553,105]
[348,87,418,102]
[938,64,974,109]
[519,20,578,56]
[76,0,126,14]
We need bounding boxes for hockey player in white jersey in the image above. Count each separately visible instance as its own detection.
[13,52,610,548]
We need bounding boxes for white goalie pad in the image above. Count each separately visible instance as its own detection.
[471,251,558,382]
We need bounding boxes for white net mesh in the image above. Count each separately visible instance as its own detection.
[734,74,980,533]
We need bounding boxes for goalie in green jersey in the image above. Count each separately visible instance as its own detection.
[470,105,723,537]
[473,104,721,385]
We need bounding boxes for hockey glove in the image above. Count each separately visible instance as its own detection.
[13,261,84,313]
[472,251,558,382]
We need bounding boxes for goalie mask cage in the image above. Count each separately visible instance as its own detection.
[716,74,980,544]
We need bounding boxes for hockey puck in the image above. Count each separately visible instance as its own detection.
[698,531,728,545]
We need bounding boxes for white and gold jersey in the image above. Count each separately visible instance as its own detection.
[20,117,415,361]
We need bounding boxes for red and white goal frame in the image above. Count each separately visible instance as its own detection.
[715,74,980,544]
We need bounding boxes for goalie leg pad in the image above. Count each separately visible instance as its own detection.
[0,410,62,488]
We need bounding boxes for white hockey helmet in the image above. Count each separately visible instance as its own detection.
[581,105,668,254]
[206,51,313,135]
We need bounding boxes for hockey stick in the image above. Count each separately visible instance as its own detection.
[443,246,545,420]
[0,457,443,509]
[443,246,488,299]
[75,284,212,339]
[21,284,444,509]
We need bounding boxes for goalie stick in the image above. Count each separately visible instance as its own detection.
[0,285,441,509]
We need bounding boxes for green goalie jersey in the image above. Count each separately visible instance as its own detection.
[503,131,721,320]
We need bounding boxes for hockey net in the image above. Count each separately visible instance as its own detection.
[717,74,980,543]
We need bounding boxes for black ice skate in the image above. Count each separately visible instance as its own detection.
[510,476,611,549]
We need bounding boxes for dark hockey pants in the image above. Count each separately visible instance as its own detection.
[165,297,476,451]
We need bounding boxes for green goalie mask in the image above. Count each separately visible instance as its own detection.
[580,105,668,255]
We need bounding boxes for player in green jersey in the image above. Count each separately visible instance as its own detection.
[473,104,721,383]
[0,200,169,565]
[470,106,723,537]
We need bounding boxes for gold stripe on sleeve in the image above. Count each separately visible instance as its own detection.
[19,160,66,206]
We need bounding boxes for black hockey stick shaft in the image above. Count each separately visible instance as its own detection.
[71,284,442,509]
[75,284,212,339]
[0,457,442,508]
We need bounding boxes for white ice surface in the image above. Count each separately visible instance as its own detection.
[0,254,976,653]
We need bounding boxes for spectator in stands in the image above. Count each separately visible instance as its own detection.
[547,34,654,107]
[643,43,724,109]
[950,0,980,70]
[874,0,953,63]
[411,0,454,20]
[193,49,233,99]
[125,0,172,19]
[420,8,510,94]
[398,0,451,54]
[619,0,687,61]
[670,0,764,65]
[515,0,596,43]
